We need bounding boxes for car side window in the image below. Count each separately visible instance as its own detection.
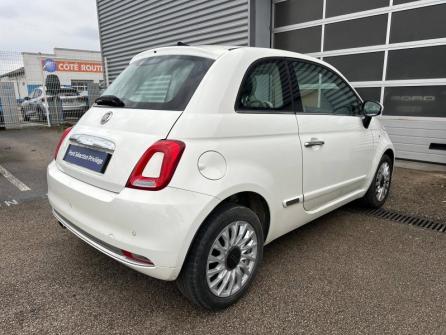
[290,61,361,116]
[236,59,292,112]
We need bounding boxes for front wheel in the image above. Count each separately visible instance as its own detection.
[37,107,46,122]
[362,154,393,208]
[177,203,263,310]
[21,108,30,121]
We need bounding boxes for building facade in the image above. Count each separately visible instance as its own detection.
[96,0,446,164]
[0,48,104,100]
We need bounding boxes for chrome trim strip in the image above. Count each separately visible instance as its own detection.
[283,196,301,208]
[52,209,153,268]
[69,134,115,152]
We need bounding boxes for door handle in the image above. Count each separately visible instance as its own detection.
[304,139,325,147]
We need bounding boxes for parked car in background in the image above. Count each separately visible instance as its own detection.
[21,86,89,121]
[48,46,394,310]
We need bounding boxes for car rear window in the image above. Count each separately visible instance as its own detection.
[99,55,213,111]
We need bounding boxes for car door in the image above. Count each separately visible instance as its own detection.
[289,60,375,212]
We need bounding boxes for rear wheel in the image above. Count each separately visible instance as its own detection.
[362,154,393,208]
[177,203,263,310]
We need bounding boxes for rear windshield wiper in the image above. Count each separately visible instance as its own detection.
[95,95,125,107]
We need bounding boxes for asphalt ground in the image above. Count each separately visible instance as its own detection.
[1,128,445,334]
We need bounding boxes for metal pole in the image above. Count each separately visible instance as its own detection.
[104,56,110,87]
[38,54,51,127]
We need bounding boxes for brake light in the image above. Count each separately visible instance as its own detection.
[126,140,185,191]
[54,127,72,160]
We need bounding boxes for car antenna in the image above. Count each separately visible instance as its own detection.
[177,41,189,46]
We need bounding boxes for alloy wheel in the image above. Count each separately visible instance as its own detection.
[206,221,258,298]
[375,161,391,201]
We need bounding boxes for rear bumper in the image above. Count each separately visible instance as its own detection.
[47,161,218,280]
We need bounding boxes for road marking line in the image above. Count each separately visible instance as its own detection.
[0,164,31,191]
[3,199,19,207]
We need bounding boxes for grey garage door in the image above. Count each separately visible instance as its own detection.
[272,0,446,164]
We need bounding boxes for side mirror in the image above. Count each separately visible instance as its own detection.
[361,100,383,128]
[362,100,383,117]
[23,97,30,101]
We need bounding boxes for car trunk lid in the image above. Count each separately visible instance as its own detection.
[55,107,181,193]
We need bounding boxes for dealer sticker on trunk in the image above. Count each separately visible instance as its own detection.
[63,144,111,173]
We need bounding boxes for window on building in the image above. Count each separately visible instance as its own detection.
[386,45,446,80]
[326,0,389,17]
[291,61,361,115]
[324,15,388,51]
[355,87,381,102]
[390,4,446,43]
[274,26,322,54]
[384,86,446,117]
[274,0,323,27]
[324,52,384,82]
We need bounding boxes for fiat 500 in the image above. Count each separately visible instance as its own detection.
[48,46,394,310]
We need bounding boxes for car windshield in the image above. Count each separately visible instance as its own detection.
[99,55,213,111]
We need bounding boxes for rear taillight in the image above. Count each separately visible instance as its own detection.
[126,140,185,191]
[54,127,72,160]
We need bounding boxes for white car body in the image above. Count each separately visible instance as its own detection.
[47,46,394,283]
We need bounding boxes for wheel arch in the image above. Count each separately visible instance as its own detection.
[383,148,395,165]
[363,145,395,195]
[177,190,271,277]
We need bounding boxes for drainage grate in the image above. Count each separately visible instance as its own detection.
[363,207,446,233]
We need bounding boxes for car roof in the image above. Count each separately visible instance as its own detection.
[130,45,334,72]
[131,45,237,63]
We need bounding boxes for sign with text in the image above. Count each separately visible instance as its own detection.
[42,58,103,73]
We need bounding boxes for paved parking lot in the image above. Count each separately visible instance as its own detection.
[1,128,446,334]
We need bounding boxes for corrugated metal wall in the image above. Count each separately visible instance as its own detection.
[96,0,250,81]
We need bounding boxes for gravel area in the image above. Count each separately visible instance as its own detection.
[386,167,446,222]
[1,187,446,334]
[0,128,445,334]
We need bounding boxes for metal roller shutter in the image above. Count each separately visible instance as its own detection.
[96,0,249,81]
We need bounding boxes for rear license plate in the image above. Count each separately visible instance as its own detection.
[63,144,111,173]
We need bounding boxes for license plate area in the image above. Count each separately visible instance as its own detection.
[63,144,111,173]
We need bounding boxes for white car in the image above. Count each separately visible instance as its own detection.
[47,46,394,310]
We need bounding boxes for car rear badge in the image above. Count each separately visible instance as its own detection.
[100,111,113,125]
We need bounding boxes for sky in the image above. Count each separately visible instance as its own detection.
[0,0,100,53]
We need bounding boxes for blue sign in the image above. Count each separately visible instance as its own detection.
[63,145,111,173]
[42,58,57,72]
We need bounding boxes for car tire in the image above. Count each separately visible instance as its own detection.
[37,107,45,122]
[362,154,393,208]
[22,109,29,121]
[177,203,264,310]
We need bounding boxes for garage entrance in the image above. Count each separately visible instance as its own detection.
[272,0,446,164]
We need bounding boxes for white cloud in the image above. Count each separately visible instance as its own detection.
[0,0,100,53]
